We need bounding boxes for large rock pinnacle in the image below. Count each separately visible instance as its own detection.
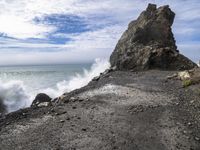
[110,4,197,71]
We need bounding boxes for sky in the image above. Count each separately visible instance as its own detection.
[0,0,199,65]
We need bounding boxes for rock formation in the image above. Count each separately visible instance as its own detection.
[31,93,52,107]
[110,4,197,71]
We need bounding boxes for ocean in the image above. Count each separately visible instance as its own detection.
[0,59,110,112]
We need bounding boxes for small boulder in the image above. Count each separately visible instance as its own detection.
[31,93,52,108]
[178,71,191,80]
[70,97,77,102]
[92,76,100,81]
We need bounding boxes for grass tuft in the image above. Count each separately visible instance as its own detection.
[182,79,192,88]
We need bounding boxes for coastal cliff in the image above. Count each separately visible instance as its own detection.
[0,4,200,150]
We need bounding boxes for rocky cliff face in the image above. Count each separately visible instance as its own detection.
[110,4,197,71]
[0,98,6,114]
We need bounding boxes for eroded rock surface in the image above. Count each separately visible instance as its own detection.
[0,98,6,114]
[31,93,52,108]
[110,4,196,71]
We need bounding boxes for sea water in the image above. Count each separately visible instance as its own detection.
[0,59,110,112]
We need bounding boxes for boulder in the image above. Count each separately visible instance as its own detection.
[178,71,191,80]
[110,4,197,71]
[31,93,52,107]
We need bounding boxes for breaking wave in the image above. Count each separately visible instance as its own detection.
[42,59,110,98]
[0,80,32,113]
[0,59,110,113]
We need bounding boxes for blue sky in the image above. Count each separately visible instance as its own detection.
[0,0,199,65]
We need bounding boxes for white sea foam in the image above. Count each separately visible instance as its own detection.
[42,59,110,98]
[0,59,110,112]
[0,80,32,112]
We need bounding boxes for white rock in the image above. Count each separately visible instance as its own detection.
[37,102,50,107]
[178,71,191,80]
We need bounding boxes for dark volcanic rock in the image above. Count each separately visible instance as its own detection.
[0,98,6,114]
[110,4,197,71]
[31,93,52,107]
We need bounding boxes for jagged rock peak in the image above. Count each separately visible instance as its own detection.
[110,3,197,71]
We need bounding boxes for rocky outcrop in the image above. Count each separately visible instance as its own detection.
[110,4,197,71]
[31,93,52,107]
[0,98,6,114]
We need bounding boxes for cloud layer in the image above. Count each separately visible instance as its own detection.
[0,0,199,65]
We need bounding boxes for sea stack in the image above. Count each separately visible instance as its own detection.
[110,4,197,71]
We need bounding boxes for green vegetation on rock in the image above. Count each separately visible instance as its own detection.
[182,79,192,88]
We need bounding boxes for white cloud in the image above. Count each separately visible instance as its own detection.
[0,25,123,65]
[0,0,158,39]
[1,0,200,39]
[64,25,124,50]
[0,15,55,39]
[0,0,199,65]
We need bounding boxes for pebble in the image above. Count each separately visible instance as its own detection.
[50,108,55,112]
[72,106,77,109]
[59,120,65,123]
[186,136,190,139]
[64,99,70,103]
[110,112,114,115]
[78,99,84,102]
[175,102,179,106]
[183,130,187,134]
[195,137,200,141]
[81,128,87,131]
[91,106,96,109]
[92,76,100,81]
[22,113,27,116]
[190,100,195,104]
[70,97,77,102]
[187,122,192,126]
[139,109,143,112]
[61,111,67,115]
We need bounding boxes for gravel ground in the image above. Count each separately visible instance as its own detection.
[0,70,200,150]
